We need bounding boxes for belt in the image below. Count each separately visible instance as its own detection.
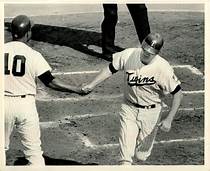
[131,103,156,109]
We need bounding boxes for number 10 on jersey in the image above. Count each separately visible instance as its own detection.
[5,53,26,76]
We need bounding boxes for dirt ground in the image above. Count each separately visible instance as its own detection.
[4,10,204,165]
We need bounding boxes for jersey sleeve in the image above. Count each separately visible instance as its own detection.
[159,64,181,95]
[112,49,129,71]
[33,52,52,77]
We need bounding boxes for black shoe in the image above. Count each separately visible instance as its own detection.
[102,46,125,55]
[102,52,113,62]
[113,45,125,52]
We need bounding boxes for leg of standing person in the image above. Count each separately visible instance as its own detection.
[17,96,45,166]
[4,96,15,152]
[6,96,45,166]
[135,106,162,161]
[101,4,118,59]
[118,103,139,165]
[127,4,151,44]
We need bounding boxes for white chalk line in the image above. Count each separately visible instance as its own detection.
[77,135,204,149]
[172,65,204,78]
[4,11,104,19]
[52,65,204,77]
[76,132,94,148]
[36,90,204,102]
[52,70,99,75]
[37,94,123,102]
[183,90,204,94]
[5,9,203,19]
[39,106,204,129]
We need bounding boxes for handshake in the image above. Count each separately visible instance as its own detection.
[76,84,94,96]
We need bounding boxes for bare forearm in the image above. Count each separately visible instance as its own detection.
[88,66,112,89]
[159,90,183,132]
[47,78,80,93]
[167,90,183,121]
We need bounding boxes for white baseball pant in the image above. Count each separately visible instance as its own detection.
[119,102,162,164]
[4,95,45,166]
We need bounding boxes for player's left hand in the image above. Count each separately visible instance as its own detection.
[158,117,173,132]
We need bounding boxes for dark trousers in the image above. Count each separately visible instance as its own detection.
[101,4,151,54]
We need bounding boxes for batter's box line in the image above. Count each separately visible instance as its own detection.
[78,137,204,150]
[52,64,204,78]
[36,90,204,102]
[172,65,204,78]
[39,106,204,129]
[62,106,204,120]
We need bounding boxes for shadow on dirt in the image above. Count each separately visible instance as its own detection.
[13,155,98,165]
[4,22,110,61]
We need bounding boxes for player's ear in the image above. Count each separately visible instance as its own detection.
[26,30,32,42]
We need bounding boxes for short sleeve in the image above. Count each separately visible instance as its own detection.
[159,65,181,95]
[33,51,52,77]
[112,49,130,71]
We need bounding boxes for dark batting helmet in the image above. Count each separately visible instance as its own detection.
[141,33,164,54]
[11,15,31,39]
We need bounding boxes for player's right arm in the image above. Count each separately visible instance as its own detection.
[81,49,128,94]
[38,71,83,94]
[81,65,113,94]
[35,52,83,94]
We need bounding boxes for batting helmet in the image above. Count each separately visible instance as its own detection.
[11,15,31,39]
[141,33,164,54]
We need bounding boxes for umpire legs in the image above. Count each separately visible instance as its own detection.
[101,4,118,55]
[127,4,151,43]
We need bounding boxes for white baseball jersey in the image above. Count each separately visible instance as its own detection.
[112,48,181,105]
[4,41,52,96]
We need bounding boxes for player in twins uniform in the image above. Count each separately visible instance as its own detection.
[82,33,183,165]
[4,15,83,166]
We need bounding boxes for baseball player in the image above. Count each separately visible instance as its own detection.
[4,15,83,166]
[82,33,183,165]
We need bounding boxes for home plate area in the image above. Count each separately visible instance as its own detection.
[7,65,204,165]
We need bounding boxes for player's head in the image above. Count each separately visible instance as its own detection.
[141,33,164,55]
[11,15,32,41]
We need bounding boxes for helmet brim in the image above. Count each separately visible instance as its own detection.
[141,40,159,55]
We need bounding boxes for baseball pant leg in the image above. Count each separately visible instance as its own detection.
[135,106,162,161]
[102,4,118,54]
[119,103,139,164]
[127,4,150,43]
[16,96,45,166]
[4,97,16,151]
[135,123,158,161]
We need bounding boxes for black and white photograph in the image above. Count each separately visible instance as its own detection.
[1,1,209,169]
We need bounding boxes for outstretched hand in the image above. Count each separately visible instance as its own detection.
[81,84,93,95]
[68,85,90,96]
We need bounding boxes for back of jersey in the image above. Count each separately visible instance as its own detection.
[4,41,51,96]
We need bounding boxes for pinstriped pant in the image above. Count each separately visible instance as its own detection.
[119,102,162,164]
[4,95,45,166]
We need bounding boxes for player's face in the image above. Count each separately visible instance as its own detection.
[141,48,156,64]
